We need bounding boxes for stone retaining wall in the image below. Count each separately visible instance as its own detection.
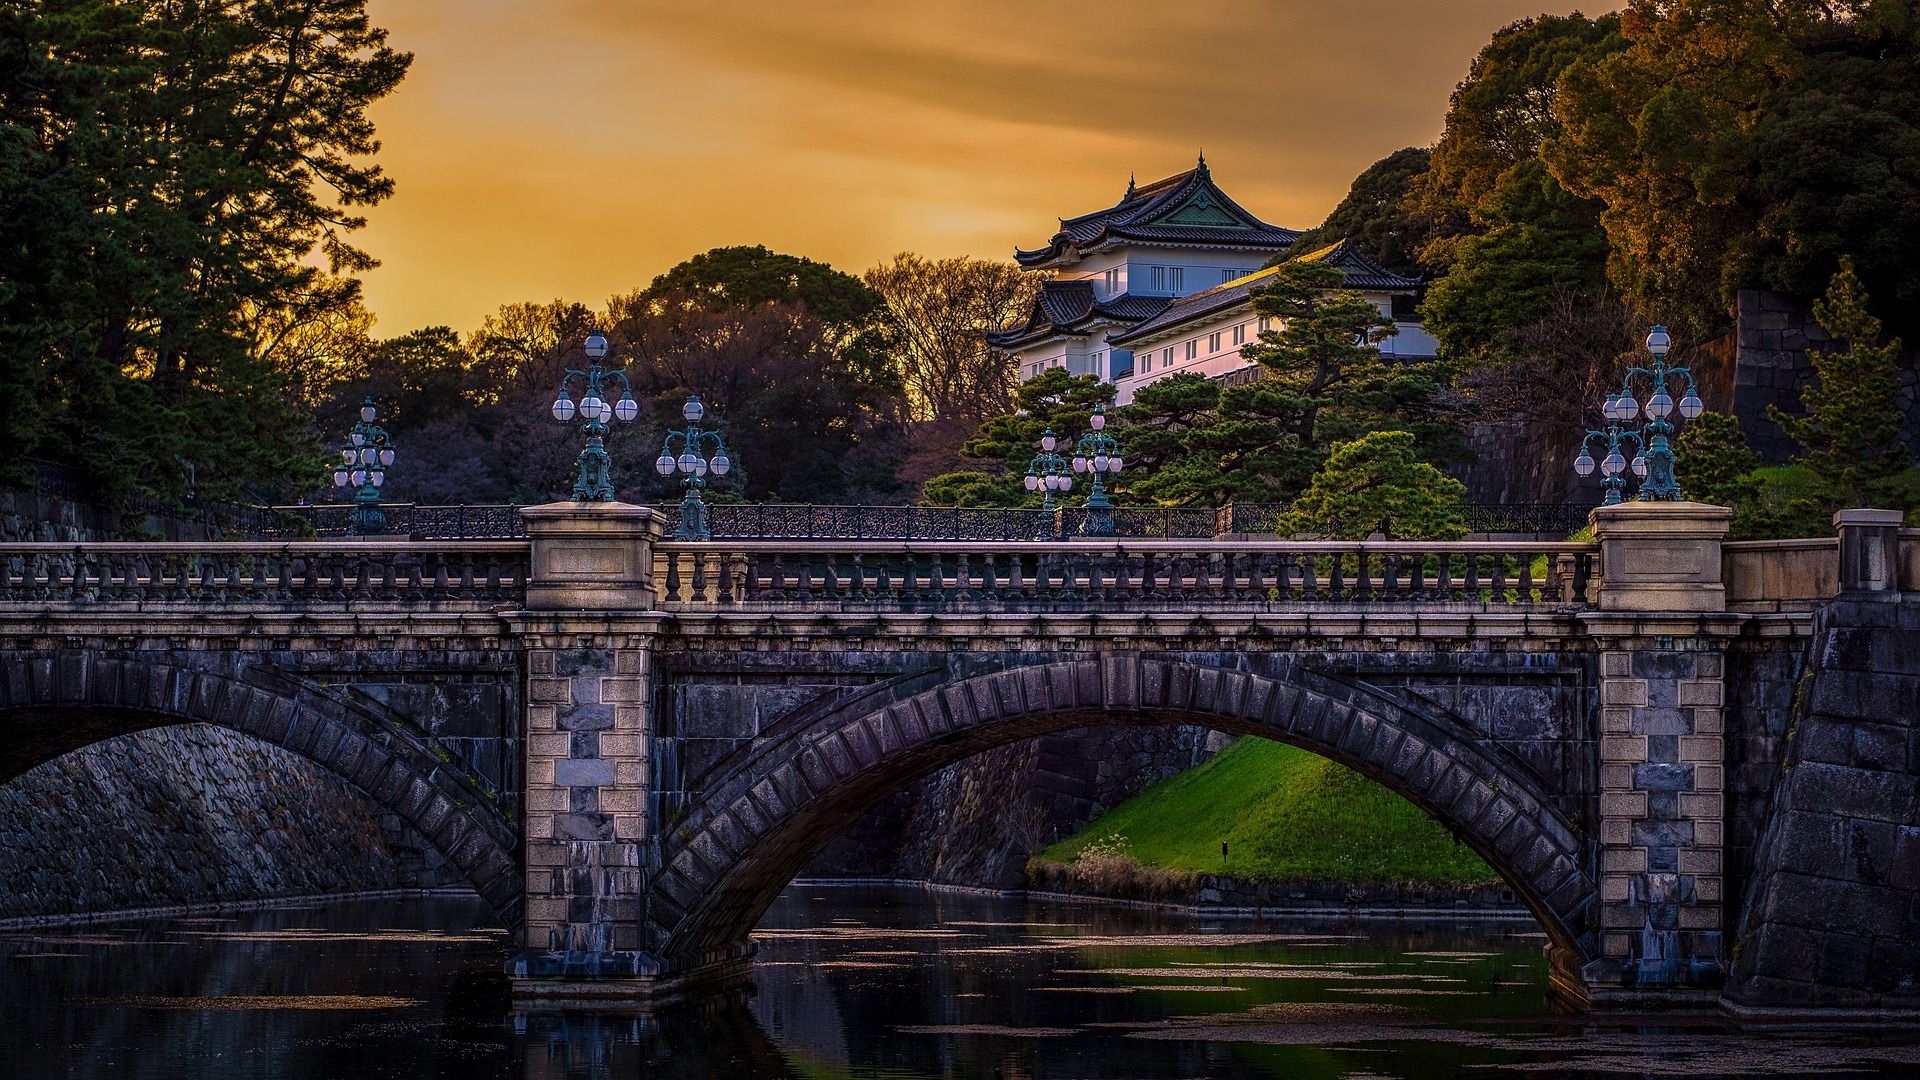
[1727,597,1920,1010]
[0,724,457,921]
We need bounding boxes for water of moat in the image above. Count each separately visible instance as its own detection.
[3,886,1917,1080]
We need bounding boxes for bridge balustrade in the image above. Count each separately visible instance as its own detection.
[0,541,530,605]
[651,539,1599,610]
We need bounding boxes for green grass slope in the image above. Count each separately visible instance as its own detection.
[1036,737,1498,887]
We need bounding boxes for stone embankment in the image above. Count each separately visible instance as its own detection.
[1727,594,1920,1011]
[0,725,456,923]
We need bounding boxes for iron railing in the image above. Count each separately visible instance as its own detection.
[214,500,1587,541]
[651,539,1599,611]
[650,502,1584,541]
[0,542,530,604]
[252,504,530,540]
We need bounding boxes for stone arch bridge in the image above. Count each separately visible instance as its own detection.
[2,503,1916,1012]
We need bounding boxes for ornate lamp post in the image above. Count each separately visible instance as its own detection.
[653,395,733,541]
[331,397,394,536]
[1023,428,1073,511]
[1573,325,1704,505]
[549,331,641,501]
[1070,405,1124,537]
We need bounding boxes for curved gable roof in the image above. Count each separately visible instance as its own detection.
[1014,159,1302,268]
[985,280,1172,350]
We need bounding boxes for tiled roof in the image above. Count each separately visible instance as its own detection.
[1292,239,1423,290]
[985,281,1172,349]
[1107,239,1422,347]
[1014,159,1302,268]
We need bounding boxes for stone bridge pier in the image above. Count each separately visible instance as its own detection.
[497,499,1791,1009]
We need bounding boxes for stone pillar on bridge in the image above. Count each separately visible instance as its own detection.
[1580,501,1740,1004]
[506,501,667,999]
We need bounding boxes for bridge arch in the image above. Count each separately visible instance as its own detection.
[0,652,522,923]
[655,655,1597,981]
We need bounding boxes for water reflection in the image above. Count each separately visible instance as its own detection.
[1,887,1917,1079]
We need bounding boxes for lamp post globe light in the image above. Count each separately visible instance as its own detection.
[1023,428,1073,513]
[654,394,734,542]
[1573,325,1705,505]
[1070,405,1124,537]
[550,331,642,502]
[331,397,395,536]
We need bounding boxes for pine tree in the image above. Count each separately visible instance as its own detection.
[1674,411,1761,507]
[1768,258,1911,506]
[1277,431,1468,540]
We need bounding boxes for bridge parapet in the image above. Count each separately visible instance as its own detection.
[651,539,1600,611]
[0,540,528,609]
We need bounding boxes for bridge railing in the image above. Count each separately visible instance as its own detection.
[651,539,1599,611]
[0,542,531,605]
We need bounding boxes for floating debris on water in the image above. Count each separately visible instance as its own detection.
[84,995,422,1011]
[895,1024,1078,1037]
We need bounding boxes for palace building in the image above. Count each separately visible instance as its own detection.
[987,157,1437,404]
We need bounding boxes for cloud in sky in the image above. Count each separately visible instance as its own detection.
[358,0,1618,334]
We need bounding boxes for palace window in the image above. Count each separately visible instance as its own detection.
[1232,323,1245,346]
[1208,331,1221,352]
[1150,266,1166,291]
[1223,268,1238,285]
[1169,267,1184,291]
[1103,267,1120,294]
[1258,316,1272,332]
[1185,339,1198,360]
[1161,346,1173,368]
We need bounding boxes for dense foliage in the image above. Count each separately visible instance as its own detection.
[1547,0,1920,337]
[0,0,410,500]
[1675,262,1918,536]
[1277,432,1468,541]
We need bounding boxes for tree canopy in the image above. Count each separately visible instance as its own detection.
[1277,431,1468,540]
[1546,0,1920,336]
[0,0,411,500]
[1288,148,1438,275]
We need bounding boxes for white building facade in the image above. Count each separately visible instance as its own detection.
[1106,241,1438,405]
[988,159,1435,401]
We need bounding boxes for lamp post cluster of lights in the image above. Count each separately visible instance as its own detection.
[1072,405,1125,536]
[546,332,738,538]
[653,395,733,541]
[550,332,640,502]
[332,397,395,536]
[1022,405,1125,535]
[1023,429,1072,511]
[1573,325,1705,505]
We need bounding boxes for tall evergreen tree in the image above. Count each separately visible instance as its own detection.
[1768,259,1911,503]
[0,0,411,499]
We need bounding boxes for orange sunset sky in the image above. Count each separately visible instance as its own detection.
[357,1,1620,335]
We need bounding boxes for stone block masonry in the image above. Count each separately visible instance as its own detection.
[1727,597,1920,1011]
[0,725,457,921]
[511,626,658,981]
[1591,641,1733,979]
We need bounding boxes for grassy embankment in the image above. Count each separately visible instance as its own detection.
[1031,737,1499,898]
